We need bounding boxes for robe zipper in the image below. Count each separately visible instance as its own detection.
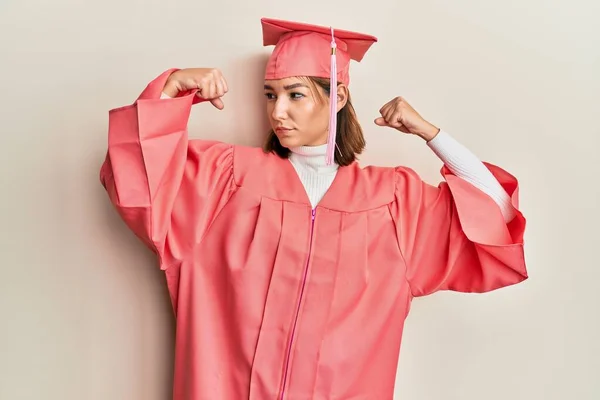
[280,208,316,400]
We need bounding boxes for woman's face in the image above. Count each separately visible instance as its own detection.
[264,77,330,148]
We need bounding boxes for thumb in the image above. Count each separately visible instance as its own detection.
[210,98,224,110]
[374,117,388,126]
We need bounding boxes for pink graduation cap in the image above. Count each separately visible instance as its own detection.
[261,17,378,164]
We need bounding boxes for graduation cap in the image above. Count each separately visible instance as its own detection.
[261,17,378,164]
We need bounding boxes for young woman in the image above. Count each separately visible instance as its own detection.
[100,17,527,400]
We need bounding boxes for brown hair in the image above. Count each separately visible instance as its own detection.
[262,76,365,166]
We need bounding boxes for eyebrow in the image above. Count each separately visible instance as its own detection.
[264,83,309,91]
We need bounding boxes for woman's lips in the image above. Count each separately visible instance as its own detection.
[275,127,293,135]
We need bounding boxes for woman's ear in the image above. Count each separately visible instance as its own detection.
[336,84,349,112]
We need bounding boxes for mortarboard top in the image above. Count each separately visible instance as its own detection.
[261,17,378,85]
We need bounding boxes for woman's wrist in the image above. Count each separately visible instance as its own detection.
[416,123,440,142]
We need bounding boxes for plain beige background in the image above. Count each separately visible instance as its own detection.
[1,0,598,398]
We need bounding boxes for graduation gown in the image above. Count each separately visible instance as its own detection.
[100,69,527,400]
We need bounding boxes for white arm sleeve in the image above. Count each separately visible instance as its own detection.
[426,130,516,222]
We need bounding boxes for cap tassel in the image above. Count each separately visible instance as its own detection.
[326,27,337,166]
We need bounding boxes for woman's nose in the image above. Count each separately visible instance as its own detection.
[271,98,288,121]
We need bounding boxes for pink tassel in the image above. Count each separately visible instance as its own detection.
[326,27,337,165]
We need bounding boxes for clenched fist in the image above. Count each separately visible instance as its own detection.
[374,96,439,141]
[163,68,229,110]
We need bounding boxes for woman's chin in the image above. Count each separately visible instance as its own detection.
[277,136,303,148]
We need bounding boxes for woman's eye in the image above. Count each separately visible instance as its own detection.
[264,93,276,100]
[290,92,305,100]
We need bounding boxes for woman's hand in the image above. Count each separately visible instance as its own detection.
[374,96,440,141]
[163,68,229,110]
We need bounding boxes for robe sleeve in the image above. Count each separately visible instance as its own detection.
[390,163,527,297]
[99,69,235,270]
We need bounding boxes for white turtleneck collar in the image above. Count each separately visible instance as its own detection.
[288,143,339,174]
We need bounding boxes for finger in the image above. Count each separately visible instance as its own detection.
[221,76,229,93]
[199,79,213,99]
[388,111,405,129]
[195,82,204,98]
[374,117,389,126]
[209,80,218,99]
[215,78,224,98]
[379,99,393,115]
[196,80,207,98]
[384,105,398,125]
[210,98,224,110]
[379,103,392,119]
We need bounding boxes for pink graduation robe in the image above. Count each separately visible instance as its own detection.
[100,69,527,400]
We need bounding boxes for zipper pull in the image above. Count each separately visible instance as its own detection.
[311,209,316,220]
